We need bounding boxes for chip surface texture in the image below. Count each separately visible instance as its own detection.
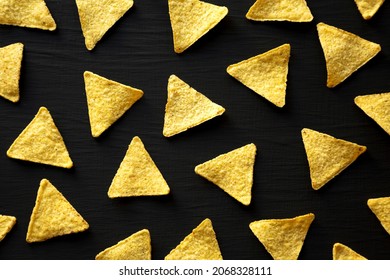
[26,179,89,243]
[165,218,222,260]
[0,215,17,242]
[0,43,23,103]
[332,243,367,260]
[367,196,390,235]
[354,0,385,20]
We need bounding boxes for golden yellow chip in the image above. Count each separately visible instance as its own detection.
[0,43,23,103]
[367,196,390,235]
[7,107,74,169]
[317,22,381,88]
[84,71,144,138]
[195,143,256,206]
[354,0,385,20]
[163,74,225,137]
[0,0,56,31]
[168,0,228,53]
[354,92,390,135]
[96,229,151,260]
[0,215,16,242]
[249,213,315,260]
[75,0,134,50]
[301,128,366,190]
[165,218,222,260]
[246,0,313,22]
[226,44,290,108]
[108,136,170,198]
[26,179,89,243]
[332,243,367,260]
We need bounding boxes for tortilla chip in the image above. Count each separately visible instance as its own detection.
[301,128,366,190]
[246,0,313,22]
[249,213,315,260]
[0,215,16,242]
[367,196,390,235]
[226,44,290,108]
[75,0,134,50]
[84,71,143,137]
[0,43,23,103]
[195,143,256,206]
[163,75,225,137]
[317,22,381,88]
[96,229,151,260]
[0,0,56,31]
[26,179,89,243]
[7,107,74,169]
[332,243,367,260]
[168,0,228,53]
[354,0,385,20]
[354,92,390,135]
[108,136,170,198]
[165,218,222,260]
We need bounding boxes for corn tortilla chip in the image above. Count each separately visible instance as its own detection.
[0,43,23,103]
[354,92,390,135]
[195,143,256,206]
[227,44,290,108]
[108,136,170,198]
[0,215,16,242]
[249,213,315,260]
[246,0,313,22]
[163,74,225,137]
[7,107,73,169]
[301,128,366,190]
[367,196,390,235]
[317,22,381,88]
[0,0,56,31]
[168,0,228,53]
[354,0,385,20]
[84,71,143,137]
[26,179,89,243]
[332,243,367,260]
[96,229,151,260]
[75,0,134,50]
[165,218,222,260]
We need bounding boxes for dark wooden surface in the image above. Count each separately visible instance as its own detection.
[0,0,389,260]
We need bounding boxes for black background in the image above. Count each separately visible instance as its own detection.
[0,0,389,260]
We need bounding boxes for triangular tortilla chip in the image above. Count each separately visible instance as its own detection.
[317,22,381,88]
[0,215,16,242]
[354,0,385,20]
[26,179,89,243]
[165,218,222,260]
[249,213,315,260]
[195,143,257,206]
[354,92,390,135]
[163,75,225,137]
[0,0,56,31]
[246,0,313,22]
[84,71,144,137]
[367,196,390,235]
[168,0,228,53]
[301,128,366,190]
[108,136,170,198]
[226,44,290,108]
[96,229,151,260]
[0,43,23,103]
[7,107,74,169]
[332,243,367,260]
[75,0,134,50]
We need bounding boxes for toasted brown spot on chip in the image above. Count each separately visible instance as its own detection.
[249,213,315,260]
[165,218,222,260]
[96,229,151,260]
[168,0,228,53]
[0,43,23,103]
[26,179,89,243]
[7,107,74,169]
[301,128,366,190]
